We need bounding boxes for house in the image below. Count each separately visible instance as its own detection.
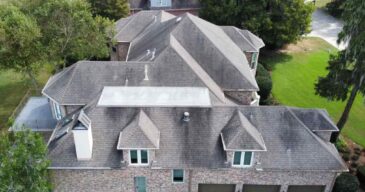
[14,10,347,192]
[129,0,200,15]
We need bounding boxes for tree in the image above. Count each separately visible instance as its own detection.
[32,0,113,69]
[0,130,51,191]
[315,0,365,142]
[199,0,314,49]
[88,0,129,20]
[256,64,272,103]
[0,5,44,89]
[326,0,346,18]
[333,173,359,192]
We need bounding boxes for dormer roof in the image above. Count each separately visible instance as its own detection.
[117,110,160,149]
[221,110,266,151]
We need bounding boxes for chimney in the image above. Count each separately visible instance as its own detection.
[182,112,190,122]
[73,110,93,160]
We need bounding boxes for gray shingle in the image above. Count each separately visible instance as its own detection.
[288,107,338,131]
[48,106,346,171]
[221,110,266,151]
[118,110,160,149]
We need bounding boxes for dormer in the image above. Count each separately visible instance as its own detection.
[220,110,266,168]
[117,110,160,166]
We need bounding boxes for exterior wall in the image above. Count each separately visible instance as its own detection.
[49,100,66,120]
[224,91,253,105]
[51,168,338,192]
[244,52,253,65]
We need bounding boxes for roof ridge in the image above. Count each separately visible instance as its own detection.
[169,34,226,103]
[186,14,258,90]
[233,27,258,52]
[59,61,81,103]
[237,111,266,150]
[286,107,347,169]
[137,110,160,148]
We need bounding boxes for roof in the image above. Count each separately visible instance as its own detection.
[221,110,266,151]
[97,86,211,107]
[221,26,265,52]
[43,11,263,105]
[288,107,339,132]
[47,105,347,171]
[117,110,160,149]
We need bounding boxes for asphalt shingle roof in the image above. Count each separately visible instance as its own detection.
[47,106,346,171]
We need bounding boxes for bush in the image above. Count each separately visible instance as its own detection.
[350,162,358,169]
[326,0,345,18]
[335,138,350,153]
[333,173,359,192]
[357,166,365,184]
[351,155,360,161]
[341,153,350,161]
[256,64,272,103]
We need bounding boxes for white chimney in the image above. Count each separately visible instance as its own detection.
[73,110,93,161]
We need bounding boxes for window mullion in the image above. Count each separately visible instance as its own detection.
[241,152,245,166]
[137,150,141,164]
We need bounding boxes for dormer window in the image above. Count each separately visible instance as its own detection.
[232,151,253,167]
[250,52,258,69]
[130,150,149,166]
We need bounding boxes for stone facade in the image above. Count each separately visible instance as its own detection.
[51,168,338,192]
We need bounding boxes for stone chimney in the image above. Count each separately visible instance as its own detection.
[73,110,93,161]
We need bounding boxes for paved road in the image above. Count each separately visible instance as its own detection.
[308,9,347,50]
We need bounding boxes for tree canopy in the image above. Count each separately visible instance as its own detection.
[0,5,44,89]
[315,0,365,142]
[88,0,129,20]
[199,0,314,49]
[0,130,51,191]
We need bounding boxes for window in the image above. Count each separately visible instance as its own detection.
[150,0,171,7]
[129,150,149,165]
[53,102,62,120]
[172,169,184,183]
[232,151,253,167]
[250,52,258,69]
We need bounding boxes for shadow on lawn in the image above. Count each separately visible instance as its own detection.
[259,49,293,71]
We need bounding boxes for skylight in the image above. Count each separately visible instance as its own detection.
[97,86,212,107]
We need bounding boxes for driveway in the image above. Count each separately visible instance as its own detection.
[308,9,347,50]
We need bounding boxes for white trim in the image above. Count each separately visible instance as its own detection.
[172,169,185,183]
[232,151,254,168]
[48,167,112,170]
[129,150,149,166]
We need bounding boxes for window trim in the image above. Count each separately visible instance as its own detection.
[232,151,254,168]
[172,169,185,183]
[129,150,149,166]
[250,52,259,69]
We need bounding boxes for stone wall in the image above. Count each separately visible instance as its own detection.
[51,168,338,192]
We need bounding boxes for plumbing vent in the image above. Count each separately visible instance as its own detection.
[176,17,182,23]
[182,112,190,122]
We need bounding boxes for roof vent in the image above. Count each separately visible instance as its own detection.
[182,112,190,122]
[176,17,182,23]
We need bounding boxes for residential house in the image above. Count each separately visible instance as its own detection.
[13,11,347,192]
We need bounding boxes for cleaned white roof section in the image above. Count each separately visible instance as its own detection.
[97,86,212,107]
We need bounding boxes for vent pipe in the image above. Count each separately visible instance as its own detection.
[182,112,190,122]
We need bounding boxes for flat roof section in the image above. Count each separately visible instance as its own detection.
[97,86,212,107]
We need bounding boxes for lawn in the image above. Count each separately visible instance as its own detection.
[0,65,52,130]
[315,0,331,8]
[261,37,365,147]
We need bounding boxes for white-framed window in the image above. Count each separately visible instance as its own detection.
[172,169,184,183]
[250,52,258,69]
[129,150,149,166]
[232,151,253,167]
[53,102,62,120]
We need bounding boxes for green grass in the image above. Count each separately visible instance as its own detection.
[0,65,52,130]
[261,37,365,147]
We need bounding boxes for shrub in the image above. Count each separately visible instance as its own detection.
[335,138,350,153]
[341,153,350,161]
[351,155,360,161]
[256,64,272,103]
[357,166,365,184]
[326,0,345,18]
[333,173,359,192]
[350,162,358,169]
